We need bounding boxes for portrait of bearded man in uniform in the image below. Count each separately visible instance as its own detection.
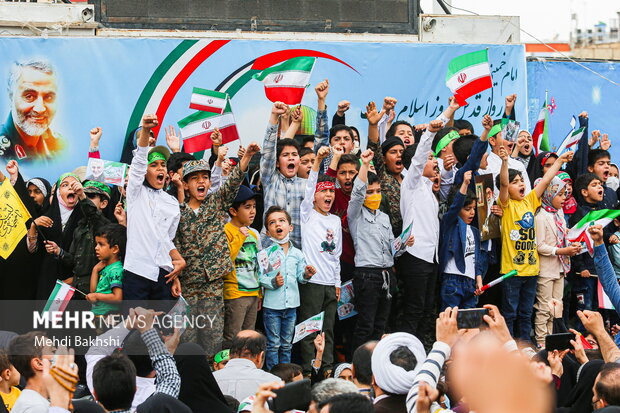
[0,58,64,161]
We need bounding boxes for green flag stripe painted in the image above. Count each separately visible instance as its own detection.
[253,57,316,81]
[124,39,198,140]
[446,50,488,81]
[225,69,260,97]
[576,209,620,228]
[43,281,63,311]
[192,87,228,99]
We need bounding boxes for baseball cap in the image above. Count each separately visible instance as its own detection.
[182,159,211,180]
[233,185,259,204]
[214,349,230,364]
[83,180,112,200]
[148,145,171,163]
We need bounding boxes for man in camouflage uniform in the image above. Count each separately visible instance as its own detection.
[174,139,260,357]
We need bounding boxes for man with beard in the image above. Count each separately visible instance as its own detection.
[0,59,63,161]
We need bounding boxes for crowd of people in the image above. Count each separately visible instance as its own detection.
[1,74,620,413]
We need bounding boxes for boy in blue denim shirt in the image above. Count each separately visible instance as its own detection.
[439,171,485,310]
[347,149,413,349]
[259,205,316,370]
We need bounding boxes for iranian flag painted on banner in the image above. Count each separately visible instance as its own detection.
[567,209,620,256]
[557,126,585,155]
[189,88,229,114]
[445,50,492,106]
[178,102,239,153]
[44,280,76,313]
[532,103,550,154]
[253,57,316,105]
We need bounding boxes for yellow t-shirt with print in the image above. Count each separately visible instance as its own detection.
[1,386,21,411]
[499,190,542,276]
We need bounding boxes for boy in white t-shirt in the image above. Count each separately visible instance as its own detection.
[299,146,342,377]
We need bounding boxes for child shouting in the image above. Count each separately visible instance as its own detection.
[498,145,573,342]
[259,206,316,369]
[439,171,484,310]
[299,145,342,377]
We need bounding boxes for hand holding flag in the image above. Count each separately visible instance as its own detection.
[567,211,620,256]
[445,50,492,106]
[479,270,517,293]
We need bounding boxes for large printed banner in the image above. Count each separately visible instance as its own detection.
[0,38,527,180]
[527,60,620,160]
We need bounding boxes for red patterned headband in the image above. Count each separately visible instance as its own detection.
[316,181,335,192]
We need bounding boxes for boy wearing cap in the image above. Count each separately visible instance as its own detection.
[174,140,260,356]
[213,349,230,370]
[123,114,184,301]
[43,179,112,294]
[223,185,262,345]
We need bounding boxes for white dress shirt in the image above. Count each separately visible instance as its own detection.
[401,127,440,264]
[124,145,180,281]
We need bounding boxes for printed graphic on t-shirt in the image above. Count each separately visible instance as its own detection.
[510,211,537,266]
[320,228,337,254]
[235,237,260,291]
[465,231,475,259]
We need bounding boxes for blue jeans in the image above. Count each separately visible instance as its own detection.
[263,307,296,370]
[501,275,538,342]
[440,273,478,310]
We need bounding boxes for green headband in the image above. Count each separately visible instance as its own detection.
[84,180,112,195]
[488,124,503,138]
[214,349,230,364]
[433,130,460,156]
[148,151,167,164]
[56,172,80,187]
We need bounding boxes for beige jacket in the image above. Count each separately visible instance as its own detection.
[535,209,568,279]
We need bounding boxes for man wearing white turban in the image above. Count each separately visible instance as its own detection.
[370,332,426,413]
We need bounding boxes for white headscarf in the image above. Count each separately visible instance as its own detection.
[371,332,426,395]
[334,363,352,379]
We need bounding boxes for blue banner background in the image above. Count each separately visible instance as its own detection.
[0,37,527,180]
[527,59,620,159]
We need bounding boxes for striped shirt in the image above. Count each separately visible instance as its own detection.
[260,123,307,248]
[406,341,452,413]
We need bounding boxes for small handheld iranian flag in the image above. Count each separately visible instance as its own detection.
[44,280,76,313]
[598,280,615,310]
[178,102,240,153]
[567,209,620,256]
[189,88,229,114]
[445,50,492,106]
[532,98,550,154]
[556,126,585,155]
[253,57,316,105]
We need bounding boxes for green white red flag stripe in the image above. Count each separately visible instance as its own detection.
[567,209,620,255]
[253,57,316,105]
[44,280,75,312]
[178,104,239,153]
[189,88,228,114]
[557,126,585,155]
[445,50,492,106]
[598,280,615,310]
[532,102,550,154]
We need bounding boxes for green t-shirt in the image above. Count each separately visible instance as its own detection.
[92,261,123,316]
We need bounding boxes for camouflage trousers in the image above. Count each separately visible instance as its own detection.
[181,295,225,358]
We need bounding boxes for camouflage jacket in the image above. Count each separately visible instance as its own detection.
[174,165,245,298]
[368,140,403,237]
